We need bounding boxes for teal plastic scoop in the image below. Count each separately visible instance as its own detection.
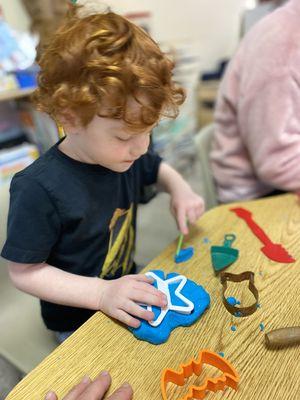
[211,234,239,272]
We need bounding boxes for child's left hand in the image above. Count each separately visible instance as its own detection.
[170,183,205,234]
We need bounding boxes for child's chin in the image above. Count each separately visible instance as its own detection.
[111,162,133,172]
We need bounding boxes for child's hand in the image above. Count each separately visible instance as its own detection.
[97,274,167,328]
[170,183,205,234]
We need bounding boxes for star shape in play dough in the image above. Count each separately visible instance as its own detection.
[145,271,194,327]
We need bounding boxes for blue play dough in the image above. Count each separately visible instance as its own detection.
[226,297,238,306]
[234,311,243,317]
[174,247,194,263]
[130,270,210,344]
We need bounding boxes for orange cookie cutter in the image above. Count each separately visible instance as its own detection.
[161,350,239,400]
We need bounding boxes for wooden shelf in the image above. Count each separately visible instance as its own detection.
[197,79,220,102]
[196,79,220,127]
[0,87,35,102]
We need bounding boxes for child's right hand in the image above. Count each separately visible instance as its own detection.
[97,274,167,328]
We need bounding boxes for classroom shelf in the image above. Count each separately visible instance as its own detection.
[0,87,35,102]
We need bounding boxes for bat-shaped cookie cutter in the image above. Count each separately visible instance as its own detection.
[161,350,239,400]
[220,271,259,317]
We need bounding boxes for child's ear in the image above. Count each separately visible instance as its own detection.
[58,111,82,134]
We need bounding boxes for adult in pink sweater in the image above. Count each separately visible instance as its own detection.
[211,0,299,203]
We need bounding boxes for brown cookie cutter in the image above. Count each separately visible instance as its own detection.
[220,271,259,317]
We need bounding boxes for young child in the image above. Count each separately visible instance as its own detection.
[1,1,204,343]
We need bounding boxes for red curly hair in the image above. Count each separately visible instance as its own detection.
[33,4,185,131]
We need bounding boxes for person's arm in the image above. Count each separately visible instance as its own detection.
[240,73,300,191]
[8,261,167,328]
[8,261,102,310]
[3,175,166,328]
[157,162,205,234]
[45,371,133,400]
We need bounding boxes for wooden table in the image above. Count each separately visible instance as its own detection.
[7,194,300,399]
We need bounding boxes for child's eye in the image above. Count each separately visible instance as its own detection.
[117,136,131,142]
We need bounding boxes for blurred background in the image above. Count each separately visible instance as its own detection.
[0,0,272,397]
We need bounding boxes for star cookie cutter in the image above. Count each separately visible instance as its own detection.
[161,350,239,400]
[220,271,259,317]
[145,271,194,327]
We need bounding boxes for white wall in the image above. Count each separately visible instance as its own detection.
[0,0,249,69]
[0,0,30,32]
[104,0,248,69]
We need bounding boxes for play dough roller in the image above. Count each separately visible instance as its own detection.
[265,327,300,347]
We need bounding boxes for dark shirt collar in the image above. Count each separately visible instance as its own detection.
[50,138,113,175]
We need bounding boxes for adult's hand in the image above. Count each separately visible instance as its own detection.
[45,371,133,400]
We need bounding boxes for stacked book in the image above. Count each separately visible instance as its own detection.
[0,143,39,184]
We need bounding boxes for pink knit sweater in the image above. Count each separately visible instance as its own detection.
[211,0,300,203]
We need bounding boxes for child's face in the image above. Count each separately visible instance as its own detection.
[77,115,153,172]
[61,97,158,172]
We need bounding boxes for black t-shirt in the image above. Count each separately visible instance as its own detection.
[1,141,162,331]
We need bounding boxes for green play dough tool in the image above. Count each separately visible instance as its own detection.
[211,234,239,272]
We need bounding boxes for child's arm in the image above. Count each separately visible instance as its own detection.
[157,162,205,234]
[8,261,167,328]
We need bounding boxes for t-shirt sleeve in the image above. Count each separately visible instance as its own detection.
[1,175,61,264]
[138,149,162,186]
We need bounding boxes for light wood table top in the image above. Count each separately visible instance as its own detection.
[7,194,300,400]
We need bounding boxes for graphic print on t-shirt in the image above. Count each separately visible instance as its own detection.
[100,204,135,278]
